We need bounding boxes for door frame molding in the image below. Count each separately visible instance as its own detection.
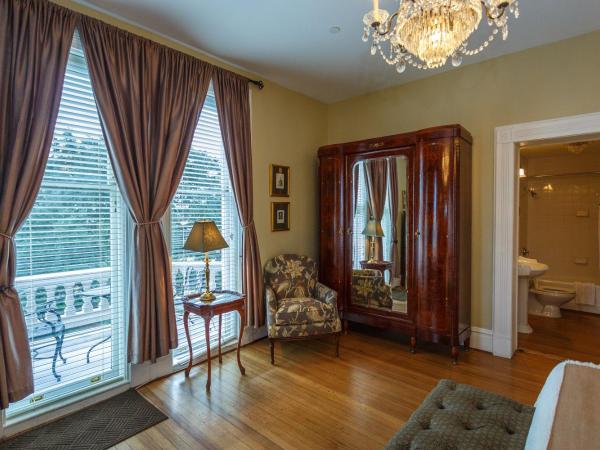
[492,112,600,358]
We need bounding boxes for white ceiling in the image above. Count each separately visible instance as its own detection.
[74,0,600,103]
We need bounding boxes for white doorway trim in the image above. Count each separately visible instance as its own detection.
[492,112,600,358]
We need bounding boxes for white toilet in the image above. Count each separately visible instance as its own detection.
[529,286,576,318]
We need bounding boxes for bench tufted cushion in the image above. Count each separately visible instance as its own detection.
[384,379,535,450]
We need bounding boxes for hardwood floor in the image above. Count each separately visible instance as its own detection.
[519,309,600,363]
[108,330,561,449]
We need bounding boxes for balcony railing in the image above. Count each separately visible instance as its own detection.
[13,260,225,395]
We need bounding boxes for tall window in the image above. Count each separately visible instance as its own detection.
[11,32,126,416]
[353,164,367,267]
[170,88,241,364]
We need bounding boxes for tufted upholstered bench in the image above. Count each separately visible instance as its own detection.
[384,379,535,450]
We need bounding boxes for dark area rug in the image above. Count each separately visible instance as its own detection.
[0,389,167,450]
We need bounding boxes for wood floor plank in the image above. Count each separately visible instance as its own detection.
[130,330,571,449]
[519,309,600,363]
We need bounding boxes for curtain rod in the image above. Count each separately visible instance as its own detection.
[247,78,264,90]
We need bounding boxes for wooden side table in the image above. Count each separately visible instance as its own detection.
[183,290,246,391]
[360,260,393,280]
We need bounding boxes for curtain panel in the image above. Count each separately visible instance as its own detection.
[78,17,213,364]
[388,159,400,283]
[212,69,264,327]
[364,159,388,261]
[0,0,77,409]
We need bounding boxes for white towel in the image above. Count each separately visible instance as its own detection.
[595,285,600,305]
[575,282,596,305]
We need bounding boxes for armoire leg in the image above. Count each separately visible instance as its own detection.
[463,337,471,351]
[451,346,459,364]
[269,339,275,365]
[410,336,417,354]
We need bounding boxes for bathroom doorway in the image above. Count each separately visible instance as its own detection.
[517,138,600,362]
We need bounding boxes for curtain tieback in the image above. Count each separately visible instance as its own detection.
[242,221,255,230]
[135,221,160,226]
[0,285,16,294]
[0,232,14,240]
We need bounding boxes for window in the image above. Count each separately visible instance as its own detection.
[353,164,367,268]
[11,32,127,416]
[170,88,241,364]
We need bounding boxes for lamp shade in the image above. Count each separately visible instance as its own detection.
[183,220,229,253]
[362,219,384,238]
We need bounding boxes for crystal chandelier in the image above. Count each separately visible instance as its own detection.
[362,0,520,73]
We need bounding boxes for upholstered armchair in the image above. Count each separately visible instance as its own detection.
[264,254,341,364]
[351,269,393,309]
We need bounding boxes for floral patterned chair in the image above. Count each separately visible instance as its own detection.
[264,254,341,364]
[351,269,393,309]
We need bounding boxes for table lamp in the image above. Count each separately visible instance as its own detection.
[184,220,229,301]
[362,218,384,263]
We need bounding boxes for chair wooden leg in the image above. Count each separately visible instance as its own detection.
[335,332,340,358]
[269,339,275,365]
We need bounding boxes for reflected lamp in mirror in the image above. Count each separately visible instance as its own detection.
[362,219,384,263]
[184,220,229,301]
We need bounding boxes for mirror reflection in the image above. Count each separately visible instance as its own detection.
[351,156,408,313]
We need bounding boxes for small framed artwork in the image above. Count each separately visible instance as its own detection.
[269,164,290,197]
[271,202,290,232]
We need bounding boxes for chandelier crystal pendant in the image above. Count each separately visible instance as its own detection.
[362,0,520,73]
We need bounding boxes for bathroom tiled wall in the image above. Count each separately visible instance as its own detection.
[520,153,600,284]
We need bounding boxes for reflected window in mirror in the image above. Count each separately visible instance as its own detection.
[351,156,409,314]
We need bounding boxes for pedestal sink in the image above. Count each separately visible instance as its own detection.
[517,256,549,334]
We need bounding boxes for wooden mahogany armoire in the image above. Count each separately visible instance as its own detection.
[318,125,472,362]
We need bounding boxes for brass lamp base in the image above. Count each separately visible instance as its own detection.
[201,252,215,301]
[367,237,376,263]
[200,290,216,302]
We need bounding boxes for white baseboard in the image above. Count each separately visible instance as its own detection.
[471,327,493,353]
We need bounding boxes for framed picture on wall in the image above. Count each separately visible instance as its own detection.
[271,202,290,231]
[269,164,290,197]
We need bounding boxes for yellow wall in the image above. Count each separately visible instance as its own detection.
[52,0,328,266]
[47,1,600,329]
[327,31,600,329]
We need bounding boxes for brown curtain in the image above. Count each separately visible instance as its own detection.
[79,17,213,364]
[364,159,388,261]
[0,0,76,408]
[388,158,400,283]
[212,68,263,327]
[353,164,360,217]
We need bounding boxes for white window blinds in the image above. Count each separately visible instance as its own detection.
[170,88,242,364]
[11,32,126,416]
[353,164,367,267]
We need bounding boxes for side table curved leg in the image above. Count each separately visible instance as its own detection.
[237,308,246,375]
[184,311,193,377]
[205,316,212,391]
[218,314,222,364]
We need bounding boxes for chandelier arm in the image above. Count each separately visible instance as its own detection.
[373,11,399,37]
[482,1,508,21]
